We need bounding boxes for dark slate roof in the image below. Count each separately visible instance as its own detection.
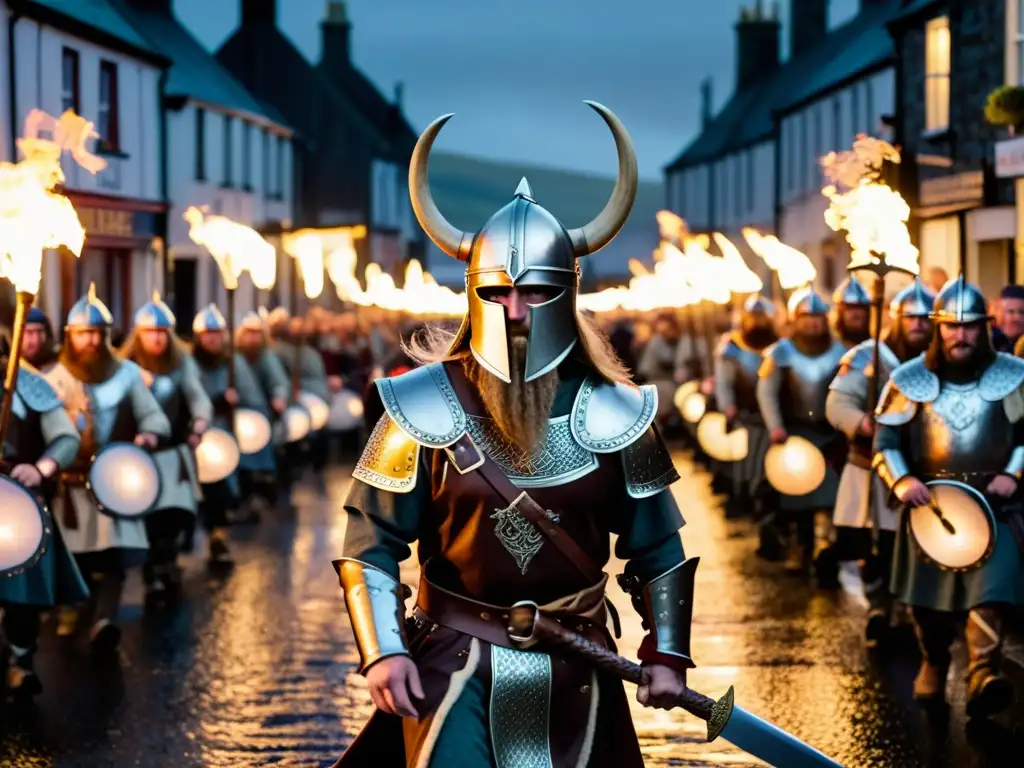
[889,0,943,26]
[111,1,290,129]
[666,0,901,171]
[13,0,168,66]
[423,152,663,285]
[319,63,417,152]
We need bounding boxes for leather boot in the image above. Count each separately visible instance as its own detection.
[965,606,1015,718]
[911,607,954,702]
[862,555,892,648]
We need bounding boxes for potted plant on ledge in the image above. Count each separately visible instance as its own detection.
[985,85,1024,136]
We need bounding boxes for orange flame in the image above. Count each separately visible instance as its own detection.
[184,206,276,290]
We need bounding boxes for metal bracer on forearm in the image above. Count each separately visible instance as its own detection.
[619,557,698,673]
[334,558,411,674]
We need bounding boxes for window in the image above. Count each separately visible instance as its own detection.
[787,120,796,193]
[222,115,234,186]
[241,121,251,189]
[746,151,754,213]
[799,112,808,192]
[97,60,119,151]
[276,136,285,198]
[733,154,741,218]
[832,97,842,150]
[925,16,951,132]
[813,107,823,168]
[61,48,79,113]
[851,86,860,135]
[194,107,206,181]
[262,128,270,193]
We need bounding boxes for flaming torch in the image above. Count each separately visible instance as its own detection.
[821,134,919,538]
[0,109,104,576]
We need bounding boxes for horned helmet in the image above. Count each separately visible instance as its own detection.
[408,102,638,383]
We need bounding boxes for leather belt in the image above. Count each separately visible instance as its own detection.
[59,470,88,530]
[415,576,608,651]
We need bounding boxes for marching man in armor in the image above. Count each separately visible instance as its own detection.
[44,285,171,653]
[19,306,60,370]
[0,339,86,696]
[756,287,847,576]
[335,104,695,767]
[826,279,934,646]
[236,311,289,515]
[832,276,873,348]
[191,305,271,564]
[119,292,213,601]
[874,276,1024,716]
[714,295,778,523]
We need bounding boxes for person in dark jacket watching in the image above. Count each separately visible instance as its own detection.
[993,284,1024,353]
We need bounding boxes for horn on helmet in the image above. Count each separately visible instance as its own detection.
[408,114,474,262]
[566,101,639,258]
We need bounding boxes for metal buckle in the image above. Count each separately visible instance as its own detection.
[445,433,485,474]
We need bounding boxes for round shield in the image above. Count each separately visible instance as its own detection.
[0,475,51,577]
[298,392,331,431]
[697,412,749,462]
[195,427,241,484]
[908,479,996,572]
[234,407,273,455]
[764,436,826,496]
[88,442,161,519]
[328,389,364,432]
[681,392,707,424]
[673,381,701,413]
[283,404,312,443]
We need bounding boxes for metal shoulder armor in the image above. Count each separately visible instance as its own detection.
[757,339,791,378]
[618,557,698,674]
[353,414,422,494]
[716,334,739,360]
[570,377,657,453]
[374,362,467,448]
[333,559,411,674]
[978,353,1024,401]
[15,363,62,413]
[874,359,934,427]
[620,423,680,498]
[830,341,898,396]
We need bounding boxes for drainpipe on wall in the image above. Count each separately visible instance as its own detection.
[157,68,171,308]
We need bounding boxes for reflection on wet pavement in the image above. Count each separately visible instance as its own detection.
[2,452,1024,767]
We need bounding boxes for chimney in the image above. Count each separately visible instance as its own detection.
[700,78,713,128]
[393,81,404,109]
[735,2,780,91]
[122,0,173,12]
[790,0,828,59]
[241,0,276,24]
[321,0,351,72]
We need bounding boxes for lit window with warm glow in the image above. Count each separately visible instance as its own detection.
[925,16,951,132]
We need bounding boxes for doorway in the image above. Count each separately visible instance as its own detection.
[173,258,197,337]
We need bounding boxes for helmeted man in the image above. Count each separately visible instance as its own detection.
[0,353,85,696]
[826,279,934,646]
[874,276,1024,716]
[714,295,778,521]
[335,104,695,768]
[277,311,332,474]
[119,292,213,600]
[20,306,60,370]
[235,311,289,514]
[832,275,873,347]
[44,284,171,653]
[756,287,847,574]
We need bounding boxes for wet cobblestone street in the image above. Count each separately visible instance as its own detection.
[3,451,1024,767]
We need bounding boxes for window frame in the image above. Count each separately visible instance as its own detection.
[97,59,120,152]
[194,107,206,182]
[924,15,951,133]
[61,47,80,114]
[241,120,252,190]
[222,114,234,187]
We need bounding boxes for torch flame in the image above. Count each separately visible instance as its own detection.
[821,135,919,275]
[0,109,106,294]
[742,227,817,290]
[712,232,764,294]
[184,206,276,290]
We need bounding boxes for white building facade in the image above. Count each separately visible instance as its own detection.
[2,0,168,329]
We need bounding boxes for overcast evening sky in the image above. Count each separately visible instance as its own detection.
[176,0,860,180]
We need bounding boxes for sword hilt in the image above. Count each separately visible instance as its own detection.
[507,602,735,742]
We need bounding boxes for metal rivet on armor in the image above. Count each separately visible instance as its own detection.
[480,612,491,621]
[678,600,686,605]
[580,685,590,693]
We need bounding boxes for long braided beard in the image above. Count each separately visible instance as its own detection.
[463,337,559,453]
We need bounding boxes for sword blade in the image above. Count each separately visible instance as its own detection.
[719,705,842,768]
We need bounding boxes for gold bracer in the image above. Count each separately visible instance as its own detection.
[334,558,411,673]
[619,557,698,673]
[873,449,910,492]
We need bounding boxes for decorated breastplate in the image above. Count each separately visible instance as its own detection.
[779,341,844,424]
[915,383,1013,477]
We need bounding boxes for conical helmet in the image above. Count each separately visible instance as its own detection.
[787,286,830,318]
[931,275,989,324]
[134,290,176,329]
[743,294,776,316]
[192,304,227,334]
[832,275,871,306]
[889,278,934,319]
[409,102,638,382]
[66,283,113,329]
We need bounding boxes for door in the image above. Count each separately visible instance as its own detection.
[173,258,197,337]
